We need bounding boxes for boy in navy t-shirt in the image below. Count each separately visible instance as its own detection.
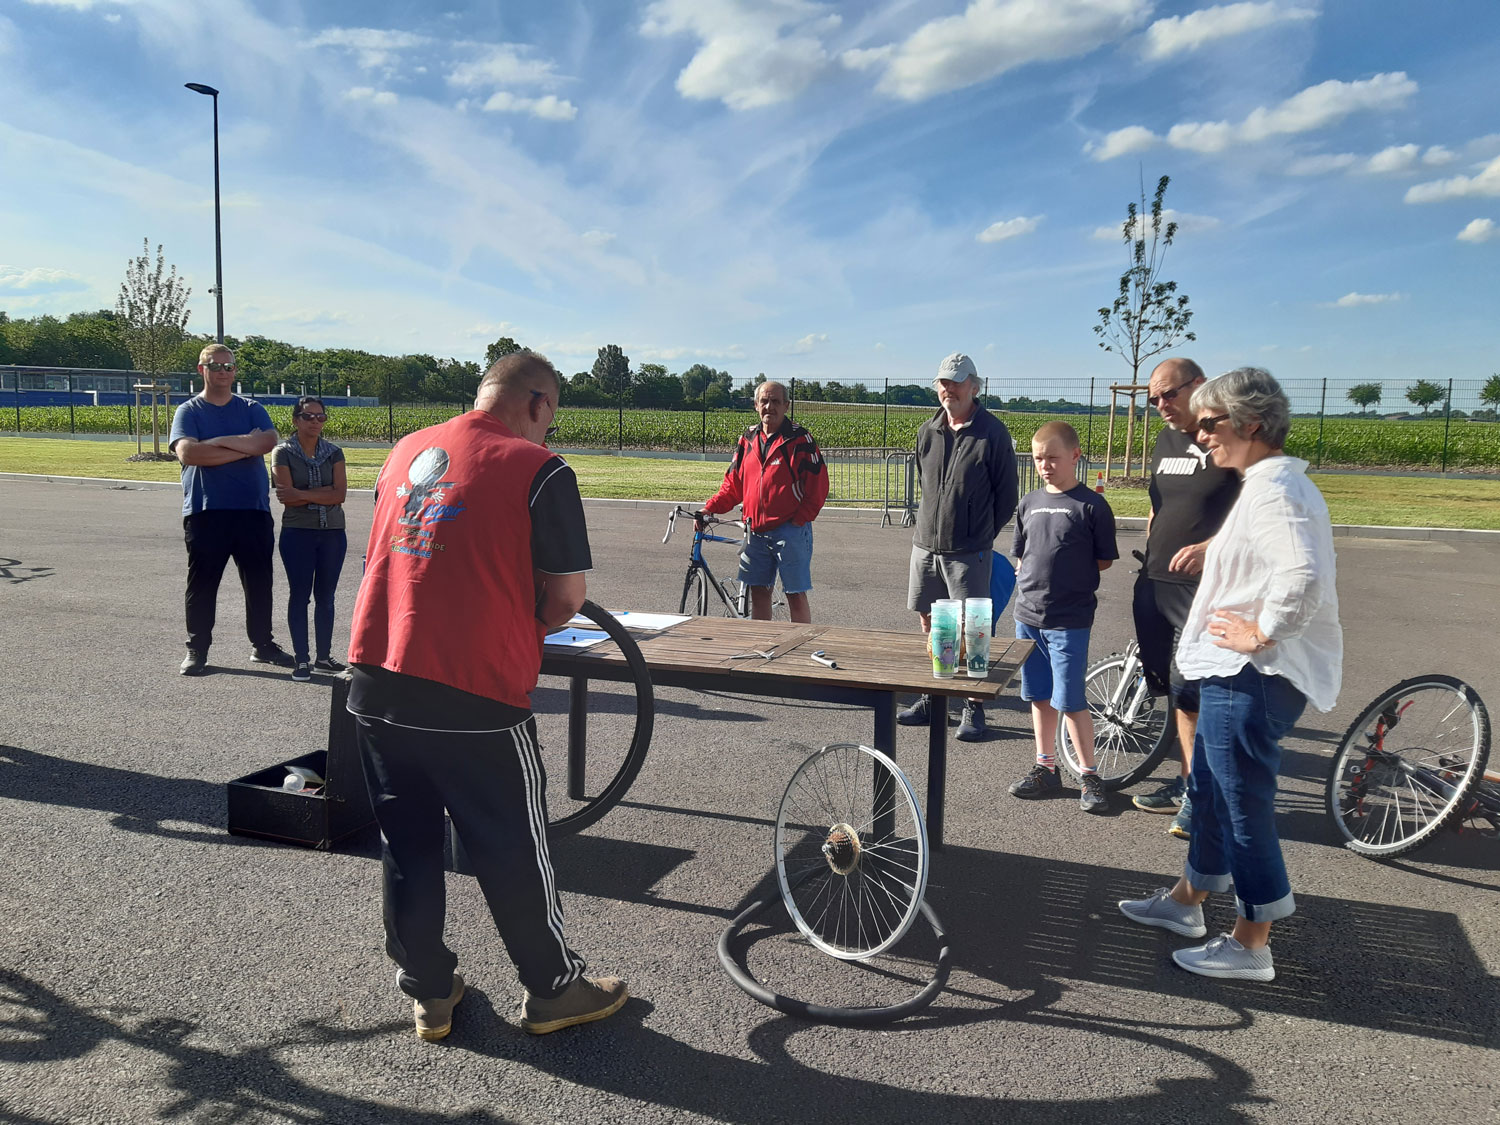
[1009,421,1118,813]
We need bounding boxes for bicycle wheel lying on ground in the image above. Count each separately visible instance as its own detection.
[774,743,929,959]
[532,599,654,837]
[1057,649,1176,790]
[1326,675,1491,860]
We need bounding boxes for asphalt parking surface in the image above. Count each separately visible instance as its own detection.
[2,476,1498,1124]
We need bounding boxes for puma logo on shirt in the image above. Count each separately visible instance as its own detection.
[1156,445,1211,475]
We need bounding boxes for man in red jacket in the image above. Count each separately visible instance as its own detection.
[701,380,829,622]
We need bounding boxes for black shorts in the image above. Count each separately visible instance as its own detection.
[1131,573,1200,714]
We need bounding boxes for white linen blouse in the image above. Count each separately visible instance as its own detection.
[1175,455,1343,712]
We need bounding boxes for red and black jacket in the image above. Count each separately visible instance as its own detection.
[704,419,829,532]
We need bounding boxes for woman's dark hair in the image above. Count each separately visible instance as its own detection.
[293,396,326,420]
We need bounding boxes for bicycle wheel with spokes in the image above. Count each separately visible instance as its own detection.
[775,743,929,961]
[1325,675,1491,860]
[1057,650,1176,789]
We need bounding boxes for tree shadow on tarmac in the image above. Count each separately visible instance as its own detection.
[0,970,506,1125]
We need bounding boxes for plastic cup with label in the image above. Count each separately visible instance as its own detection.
[963,597,992,677]
[929,599,961,679]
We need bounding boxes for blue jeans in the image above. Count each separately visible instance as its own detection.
[277,527,347,662]
[738,523,814,593]
[1014,622,1090,713]
[1185,665,1307,923]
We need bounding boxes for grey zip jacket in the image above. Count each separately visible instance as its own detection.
[913,403,1019,554]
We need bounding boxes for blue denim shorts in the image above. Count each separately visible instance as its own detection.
[1014,621,1091,714]
[738,523,813,594]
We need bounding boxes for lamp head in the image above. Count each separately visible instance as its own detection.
[184,83,219,96]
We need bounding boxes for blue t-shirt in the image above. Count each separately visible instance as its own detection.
[168,394,275,516]
[1012,483,1119,630]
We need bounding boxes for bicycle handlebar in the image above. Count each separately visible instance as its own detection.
[662,505,746,544]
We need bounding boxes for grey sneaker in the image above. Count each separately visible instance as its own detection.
[897,694,933,725]
[1169,793,1193,839]
[1133,776,1186,813]
[1118,887,1208,938]
[520,975,628,1035]
[1079,773,1108,814]
[1172,934,1275,982]
[1009,763,1062,799]
[956,702,987,742]
[180,650,207,676]
[413,973,465,1041]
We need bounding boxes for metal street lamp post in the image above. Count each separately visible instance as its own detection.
[184,82,225,344]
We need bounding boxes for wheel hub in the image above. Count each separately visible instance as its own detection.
[822,823,861,875]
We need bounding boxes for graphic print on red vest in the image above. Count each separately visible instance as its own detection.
[391,446,465,559]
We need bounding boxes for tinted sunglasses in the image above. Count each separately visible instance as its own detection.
[296,412,327,422]
[1148,377,1195,408]
[203,361,236,372]
[1196,413,1231,435]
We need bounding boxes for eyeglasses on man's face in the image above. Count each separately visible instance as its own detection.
[296,412,327,422]
[1196,413,1231,435]
[1148,377,1196,408]
[203,362,236,372]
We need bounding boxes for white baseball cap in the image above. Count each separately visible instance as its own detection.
[935,353,978,383]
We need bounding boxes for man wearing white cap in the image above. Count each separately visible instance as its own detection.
[899,353,1018,740]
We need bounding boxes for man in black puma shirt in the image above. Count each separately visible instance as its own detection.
[1131,358,1241,838]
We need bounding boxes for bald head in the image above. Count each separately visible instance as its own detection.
[1148,356,1206,431]
[475,350,562,444]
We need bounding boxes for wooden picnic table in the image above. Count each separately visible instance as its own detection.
[542,616,1033,849]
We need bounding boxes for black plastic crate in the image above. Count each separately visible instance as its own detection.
[226,676,375,849]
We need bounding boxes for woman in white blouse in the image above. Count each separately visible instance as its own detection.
[1119,367,1342,982]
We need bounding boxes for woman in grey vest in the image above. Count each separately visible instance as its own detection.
[272,396,348,681]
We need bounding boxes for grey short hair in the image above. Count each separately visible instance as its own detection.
[1189,367,1291,448]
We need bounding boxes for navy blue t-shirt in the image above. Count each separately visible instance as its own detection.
[169,395,275,516]
[1012,484,1119,630]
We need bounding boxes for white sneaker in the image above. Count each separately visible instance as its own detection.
[1172,934,1275,982]
[1118,887,1207,938]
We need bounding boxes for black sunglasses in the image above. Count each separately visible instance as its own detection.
[1148,377,1197,408]
[296,412,327,421]
[203,361,236,372]
[1196,413,1231,435]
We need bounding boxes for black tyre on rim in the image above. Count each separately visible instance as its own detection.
[1057,650,1176,790]
[1325,674,1491,860]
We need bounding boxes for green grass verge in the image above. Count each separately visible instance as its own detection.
[2,437,1497,529]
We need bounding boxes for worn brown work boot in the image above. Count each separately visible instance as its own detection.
[520,975,628,1035]
[413,973,465,1042]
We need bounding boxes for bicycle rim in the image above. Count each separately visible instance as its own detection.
[1326,675,1491,859]
[679,568,705,616]
[1057,652,1174,789]
[775,744,928,960]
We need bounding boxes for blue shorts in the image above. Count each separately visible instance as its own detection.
[1015,622,1091,714]
[738,523,813,594]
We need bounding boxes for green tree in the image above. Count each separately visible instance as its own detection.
[484,335,522,369]
[1093,174,1195,382]
[1405,379,1445,415]
[633,363,684,408]
[681,363,731,400]
[592,344,631,397]
[1346,382,1382,414]
[1480,374,1500,416]
[116,239,193,375]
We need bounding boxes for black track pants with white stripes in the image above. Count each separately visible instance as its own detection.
[355,713,586,1001]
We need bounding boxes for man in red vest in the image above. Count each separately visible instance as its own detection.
[347,351,626,1042]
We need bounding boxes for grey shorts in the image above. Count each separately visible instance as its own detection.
[907,546,993,615]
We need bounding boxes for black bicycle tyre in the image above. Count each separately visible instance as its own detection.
[1057,651,1176,790]
[679,567,705,615]
[544,599,654,837]
[1324,674,1491,860]
[717,871,952,1027]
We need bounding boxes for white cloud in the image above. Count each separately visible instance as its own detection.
[1290,142,1449,177]
[447,44,561,90]
[1330,291,1402,308]
[1363,143,1420,174]
[870,0,1152,102]
[481,91,577,121]
[976,215,1042,243]
[1457,218,1497,244]
[785,332,828,353]
[641,0,839,111]
[346,87,398,106]
[20,0,101,7]
[839,45,892,71]
[0,265,87,291]
[305,27,429,70]
[580,229,616,247]
[1086,124,1158,161]
[1091,209,1220,240]
[1142,2,1316,60]
[1405,154,1500,203]
[1287,152,1357,175]
[1097,72,1417,158]
[1423,145,1456,166]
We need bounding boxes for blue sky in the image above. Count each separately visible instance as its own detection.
[2,0,1497,397]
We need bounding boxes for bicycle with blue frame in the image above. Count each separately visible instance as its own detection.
[662,505,785,618]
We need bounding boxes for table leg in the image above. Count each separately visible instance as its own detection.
[927,697,947,851]
[873,695,897,844]
[567,676,588,800]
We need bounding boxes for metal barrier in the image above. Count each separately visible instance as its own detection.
[876,452,1095,529]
